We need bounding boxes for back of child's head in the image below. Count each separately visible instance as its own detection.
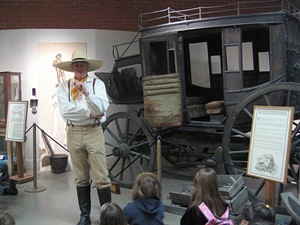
[100,202,127,225]
[131,172,161,200]
[0,211,16,225]
[190,168,227,216]
[243,202,275,223]
[193,168,219,196]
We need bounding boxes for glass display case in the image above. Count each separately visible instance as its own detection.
[0,72,21,174]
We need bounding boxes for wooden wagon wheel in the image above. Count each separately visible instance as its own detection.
[102,112,156,188]
[222,83,300,186]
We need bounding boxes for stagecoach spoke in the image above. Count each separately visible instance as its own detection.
[292,122,300,139]
[231,128,251,139]
[105,127,121,144]
[119,158,127,181]
[125,118,131,143]
[130,155,145,172]
[242,107,253,119]
[263,94,271,106]
[127,157,135,180]
[129,139,151,150]
[114,118,124,141]
[287,90,292,106]
[229,150,249,154]
[128,127,144,145]
[104,141,117,148]
[129,150,151,160]
[109,157,121,171]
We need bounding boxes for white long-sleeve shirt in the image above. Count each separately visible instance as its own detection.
[57,75,109,125]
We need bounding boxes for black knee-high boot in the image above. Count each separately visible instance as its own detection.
[76,185,91,225]
[97,188,111,206]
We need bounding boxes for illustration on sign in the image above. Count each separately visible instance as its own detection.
[255,153,277,175]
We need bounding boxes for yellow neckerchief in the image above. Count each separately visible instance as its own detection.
[72,75,88,100]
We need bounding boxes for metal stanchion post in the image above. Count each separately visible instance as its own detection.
[156,136,162,185]
[25,123,47,193]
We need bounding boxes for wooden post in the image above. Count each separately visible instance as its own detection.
[265,180,276,208]
[156,136,162,185]
[6,141,13,176]
[10,141,34,184]
[16,142,24,178]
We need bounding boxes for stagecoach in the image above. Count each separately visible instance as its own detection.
[96,0,300,193]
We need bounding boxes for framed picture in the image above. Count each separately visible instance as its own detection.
[5,101,28,142]
[247,106,294,183]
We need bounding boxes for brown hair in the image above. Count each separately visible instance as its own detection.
[100,202,128,225]
[189,168,227,216]
[131,172,162,200]
[0,211,16,225]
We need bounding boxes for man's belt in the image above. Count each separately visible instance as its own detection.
[67,122,101,128]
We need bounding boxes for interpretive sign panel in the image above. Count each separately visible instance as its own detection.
[5,101,28,142]
[247,106,294,183]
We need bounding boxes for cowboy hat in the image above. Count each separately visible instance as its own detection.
[55,49,103,72]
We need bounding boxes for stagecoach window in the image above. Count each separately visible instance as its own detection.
[211,55,221,74]
[258,52,270,72]
[149,41,176,75]
[189,42,210,88]
[226,46,240,71]
[240,24,271,88]
[242,42,254,71]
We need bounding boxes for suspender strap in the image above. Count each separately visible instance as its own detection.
[68,79,71,102]
[92,78,96,94]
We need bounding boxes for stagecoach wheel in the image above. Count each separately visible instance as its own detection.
[222,83,300,182]
[102,112,156,188]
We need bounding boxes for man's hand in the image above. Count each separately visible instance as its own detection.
[74,81,89,97]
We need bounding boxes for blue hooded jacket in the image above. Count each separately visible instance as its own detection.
[123,197,164,225]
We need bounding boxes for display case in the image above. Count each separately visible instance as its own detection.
[0,72,22,175]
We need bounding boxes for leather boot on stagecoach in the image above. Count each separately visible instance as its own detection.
[76,185,91,225]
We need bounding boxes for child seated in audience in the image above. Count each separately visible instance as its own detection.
[0,161,18,196]
[0,211,16,225]
[100,202,128,225]
[240,201,275,225]
[180,167,233,225]
[123,172,164,225]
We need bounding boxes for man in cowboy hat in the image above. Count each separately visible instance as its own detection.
[56,49,111,225]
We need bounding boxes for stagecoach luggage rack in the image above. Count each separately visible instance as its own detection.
[95,68,143,105]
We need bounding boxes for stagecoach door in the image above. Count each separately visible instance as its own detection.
[222,26,243,115]
[140,34,183,128]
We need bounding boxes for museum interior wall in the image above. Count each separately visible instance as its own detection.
[0,28,139,173]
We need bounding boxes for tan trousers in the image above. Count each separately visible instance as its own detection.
[67,126,111,189]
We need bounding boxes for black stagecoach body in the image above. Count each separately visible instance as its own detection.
[96,0,300,189]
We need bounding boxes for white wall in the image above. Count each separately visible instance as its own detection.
[0,29,139,173]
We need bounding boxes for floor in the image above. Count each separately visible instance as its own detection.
[0,165,299,225]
